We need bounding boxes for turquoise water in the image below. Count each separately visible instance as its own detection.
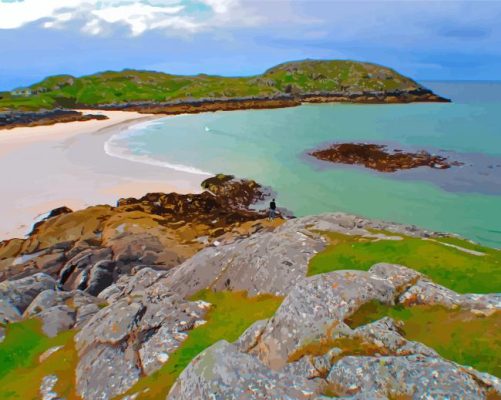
[108,82,501,247]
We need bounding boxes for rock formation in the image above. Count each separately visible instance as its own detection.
[310,143,463,173]
[0,192,499,399]
[0,109,107,130]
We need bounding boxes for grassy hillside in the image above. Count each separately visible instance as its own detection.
[0,60,424,111]
[308,231,501,294]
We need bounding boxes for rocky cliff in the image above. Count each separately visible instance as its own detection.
[0,180,499,400]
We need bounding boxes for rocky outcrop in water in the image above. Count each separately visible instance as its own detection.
[310,143,463,173]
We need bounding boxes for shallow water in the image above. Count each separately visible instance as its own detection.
[106,82,501,247]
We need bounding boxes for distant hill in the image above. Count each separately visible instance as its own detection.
[0,59,448,111]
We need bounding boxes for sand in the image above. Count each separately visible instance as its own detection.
[0,110,205,240]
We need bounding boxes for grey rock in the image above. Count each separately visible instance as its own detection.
[40,374,60,400]
[326,354,490,399]
[0,296,21,323]
[84,260,116,296]
[399,280,501,311]
[24,289,100,332]
[59,247,112,289]
[368,263,422,290]
[23,289,72,317]
[75,284,209,399]
[166,225,325,298]
[252,271,398,369]
[283,356,322,379]
[353,317,438,357]
[279,213,439,240]
[0,273,56,312]
[463,368,501,395]
[98,267,169,303]
[138,324,187,375]
[167,340,319,399]
[235,319,268,353]
[76,343,141,400]
[75,303,100,327]
[38,305,76,337]
[72,290,101,308]
[0,326,5,343]
[75,299,145,354]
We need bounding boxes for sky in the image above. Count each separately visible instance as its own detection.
[1,0,501,90]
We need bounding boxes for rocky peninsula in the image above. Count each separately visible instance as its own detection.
[0,110,108,130]
[0,59,449,128]
[0,174,500,400]
[310,143,462,172]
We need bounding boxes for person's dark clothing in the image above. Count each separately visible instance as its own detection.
[270,201,276,210]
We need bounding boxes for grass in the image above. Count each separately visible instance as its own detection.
[346,301,501,377]
[0,290,282,399]
[0,60,422,111]
[308,231,501,294]
[0,319,79,399]
[119,290,283,399]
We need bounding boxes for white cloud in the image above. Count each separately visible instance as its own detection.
[0,0,257,36]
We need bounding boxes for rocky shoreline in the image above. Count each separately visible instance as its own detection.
[0,88,449,129]
[0,109,108,130]
[0,174,278,283]
[310,142,462,173]
[0,173,500,399]
[88,88,449,114]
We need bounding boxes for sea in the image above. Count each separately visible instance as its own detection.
[105,82,501,247]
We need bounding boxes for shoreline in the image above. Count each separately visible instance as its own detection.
[0,89,449,130]
[0,110,206,240]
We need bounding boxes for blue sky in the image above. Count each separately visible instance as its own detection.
[1,0,501,90]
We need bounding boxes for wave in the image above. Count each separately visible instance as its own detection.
[104,123,213,177]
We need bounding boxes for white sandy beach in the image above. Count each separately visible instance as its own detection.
[0,110,205,240]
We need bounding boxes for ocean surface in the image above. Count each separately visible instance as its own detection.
[106,82,501,247]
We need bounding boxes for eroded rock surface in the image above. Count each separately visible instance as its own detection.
[167,340,320,400]
[0,273,56,313]
[1,212,499,400]
[75,269,210,400]
[0,175,278,298]
[165,225,325,298]
[251,270,399,369]
[326,355,490,399]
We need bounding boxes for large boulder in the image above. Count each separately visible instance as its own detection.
[165,224,325,298]
[38,305,76,337]
[75,280,209,400]
[0,273,56,313]
[399,279,501,311]
[167,340,320,400]
[326,355,495,399]
[0,297,21,324]
[23,289,72,317]
[98,267,170,303]
[251,270,399,369]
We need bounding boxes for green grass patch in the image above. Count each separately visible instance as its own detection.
[0,319,78,399]
[308,232,501,294]
[346,301,501,377]
[121,290,283,400]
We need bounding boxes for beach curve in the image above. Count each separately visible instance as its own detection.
[0,110,206,240]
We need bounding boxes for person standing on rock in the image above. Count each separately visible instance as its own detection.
[269,198,277,220]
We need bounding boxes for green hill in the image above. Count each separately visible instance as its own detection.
[0,59,439,111]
